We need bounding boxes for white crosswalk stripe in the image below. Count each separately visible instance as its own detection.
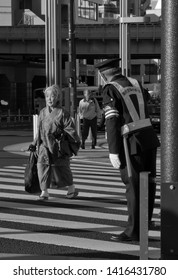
[0,159,161,259]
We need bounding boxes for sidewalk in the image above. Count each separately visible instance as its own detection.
[3,131,109,162]
[0,128,33,137]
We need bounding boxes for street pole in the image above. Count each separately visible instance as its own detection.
[161,0,178,259]
[119,0,128,76]
[45,0,61,87]
[48,0,53,85]
[53,0,58,85]
[119,0,149,76]
[58,0,62,92]
[68,0,77,119]
[45,0,49,86]
[134,0,141,16]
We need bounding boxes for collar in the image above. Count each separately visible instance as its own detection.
[110,74,124,82]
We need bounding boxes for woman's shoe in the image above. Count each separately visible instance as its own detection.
[37,195,49,201]
[66,190,79,199]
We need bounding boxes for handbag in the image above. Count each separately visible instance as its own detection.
[24,151,41,194]
[59,132,81,157]
[66,132,81,156]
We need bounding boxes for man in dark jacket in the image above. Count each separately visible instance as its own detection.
[95,59,160,242]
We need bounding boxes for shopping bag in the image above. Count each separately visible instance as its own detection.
[24,151,41,194]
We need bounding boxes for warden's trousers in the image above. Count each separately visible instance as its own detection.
[120,148,157,239]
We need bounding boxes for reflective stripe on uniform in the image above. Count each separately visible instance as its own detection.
[121,118,152,136]
[127,77,146,120]
[105,108,119,119]
[109,79,146,122]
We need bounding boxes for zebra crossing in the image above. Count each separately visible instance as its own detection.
[0,158,161,259]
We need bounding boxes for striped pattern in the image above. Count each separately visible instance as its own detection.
[0,156,161,259]
[105,108,119,120]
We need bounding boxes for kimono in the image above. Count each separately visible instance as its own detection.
[33,105,80,190]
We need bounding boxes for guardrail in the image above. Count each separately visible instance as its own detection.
[0,114,33,128]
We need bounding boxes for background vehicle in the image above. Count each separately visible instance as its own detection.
[147,95,161,133]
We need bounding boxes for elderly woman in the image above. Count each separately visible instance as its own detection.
[29,84,80,200]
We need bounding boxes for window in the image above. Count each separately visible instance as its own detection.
[78,0,97,21]
[145,64,158,75]
[131,64,140,75]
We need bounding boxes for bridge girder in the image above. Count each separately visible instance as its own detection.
[0,23,161,59]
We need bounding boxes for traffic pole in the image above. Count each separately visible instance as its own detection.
[45,0,49,86]
[68,0,77,119]
[161,0,178,259]
[119,0,128,76]
[119,0,149,76]
[45,0,61,87]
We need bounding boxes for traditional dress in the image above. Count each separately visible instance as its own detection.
[33,105,80,190]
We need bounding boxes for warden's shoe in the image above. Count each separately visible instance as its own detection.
[111,232,139,242]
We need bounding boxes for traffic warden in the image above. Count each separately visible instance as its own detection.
[95,59,160,242]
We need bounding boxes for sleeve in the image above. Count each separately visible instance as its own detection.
[94,98,102,118]
[102,85,122,154]
[63,110,80,143]
[78,100,83,119]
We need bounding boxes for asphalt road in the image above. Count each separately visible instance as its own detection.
[0,129,161,260]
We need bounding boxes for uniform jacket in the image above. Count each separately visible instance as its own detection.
[102,74,160,168]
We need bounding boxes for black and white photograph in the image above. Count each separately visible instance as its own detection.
[0,0,177,279]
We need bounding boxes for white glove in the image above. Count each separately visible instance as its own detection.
[109,154,121,169]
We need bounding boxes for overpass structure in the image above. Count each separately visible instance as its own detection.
[0,21,161,114]
[0,22,161,59]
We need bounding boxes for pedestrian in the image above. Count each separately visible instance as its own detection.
[95,59,160,242]
[28,84,80,201]
[79,89,101,149]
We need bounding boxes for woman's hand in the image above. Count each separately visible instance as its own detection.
[28,144,36,152]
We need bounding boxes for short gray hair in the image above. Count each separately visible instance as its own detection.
[44,84,61,102]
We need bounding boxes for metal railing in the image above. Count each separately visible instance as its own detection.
[0,114,33,127]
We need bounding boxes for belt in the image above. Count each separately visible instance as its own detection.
[121,118,152,136]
